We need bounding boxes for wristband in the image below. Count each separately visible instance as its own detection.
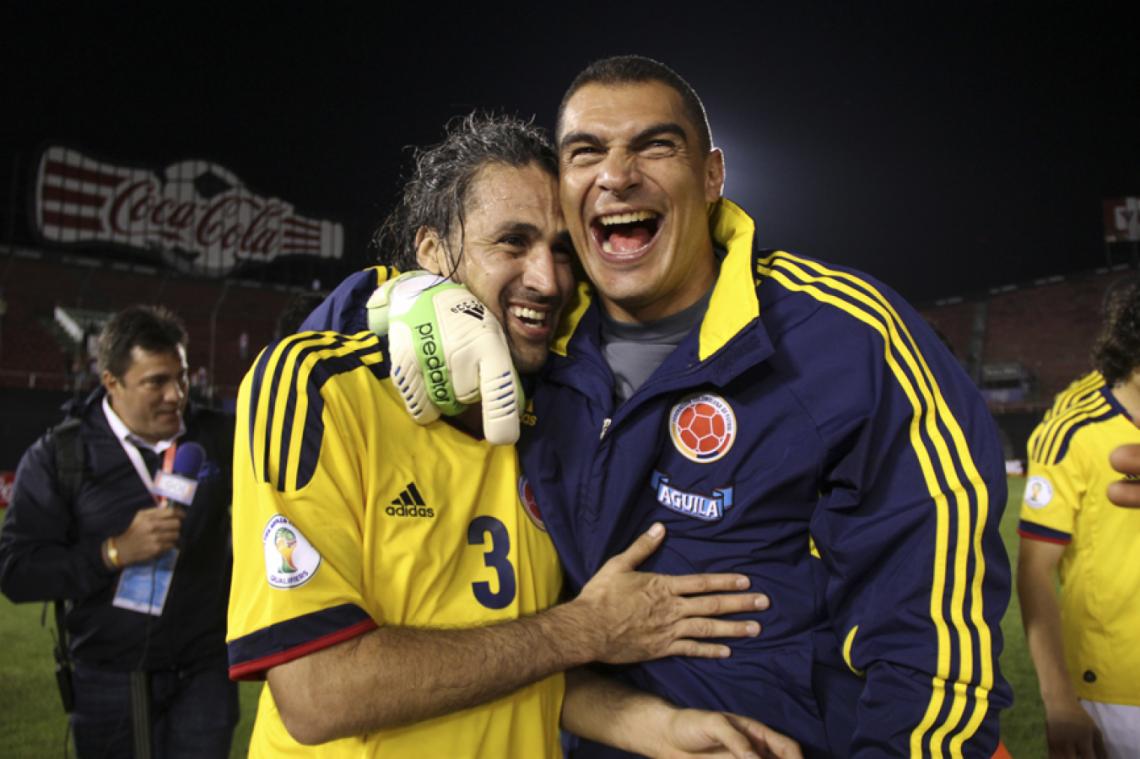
[104,537,121,569]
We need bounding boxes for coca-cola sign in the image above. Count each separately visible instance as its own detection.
[33,146,343,273]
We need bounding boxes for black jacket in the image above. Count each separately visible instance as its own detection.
[0,390,234,671]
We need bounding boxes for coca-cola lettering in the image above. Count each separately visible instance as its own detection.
[34,145,344,274]
[109,179,153,235]
[240,204,284,256]
[197,195,252,251]
[110,180,200,239]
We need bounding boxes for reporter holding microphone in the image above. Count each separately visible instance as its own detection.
[0,305,237,759]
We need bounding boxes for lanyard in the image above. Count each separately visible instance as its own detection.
[117,438,177,506]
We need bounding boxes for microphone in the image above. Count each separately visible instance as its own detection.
[152,442,205,507]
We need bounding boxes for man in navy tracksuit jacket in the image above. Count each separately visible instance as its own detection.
[303,55,1012,758]
[519,201,1011,757]
[523,56,1011,758]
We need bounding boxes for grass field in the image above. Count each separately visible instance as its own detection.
[1,478,1045,757]
[0,593,260,758]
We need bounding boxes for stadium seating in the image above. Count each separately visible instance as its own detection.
[0,250,307,398]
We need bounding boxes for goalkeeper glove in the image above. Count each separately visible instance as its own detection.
[366,271,523,445]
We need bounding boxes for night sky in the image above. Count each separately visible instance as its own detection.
[3,2,1137,303]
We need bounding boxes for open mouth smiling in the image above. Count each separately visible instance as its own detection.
[591,210,661,260]
[509,305,550,329]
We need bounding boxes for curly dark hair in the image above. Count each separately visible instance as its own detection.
[97,305,186,378]
[1093,278,1140,384]
[556,54,713,153]
[372,112,557,271]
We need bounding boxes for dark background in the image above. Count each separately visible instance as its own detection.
[2,2,1138,303]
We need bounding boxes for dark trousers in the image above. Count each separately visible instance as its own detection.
[71,662,238,759]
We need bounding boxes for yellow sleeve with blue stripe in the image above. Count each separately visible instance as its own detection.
[227,330,386,679]
[1019,393,1113,544]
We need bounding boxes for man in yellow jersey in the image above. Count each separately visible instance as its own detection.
[227,114,799,758]
[1019,279,1140,758]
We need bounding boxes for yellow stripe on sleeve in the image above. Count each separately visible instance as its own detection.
[1033,396,1111,466]
[757,252,995,757]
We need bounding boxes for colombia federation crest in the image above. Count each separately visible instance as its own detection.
[669,393,737,463]
[517,476,546,531]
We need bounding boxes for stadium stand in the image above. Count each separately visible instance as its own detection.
[920,265,1137,462]
[0,248,311,397]
[1,243,1134,469]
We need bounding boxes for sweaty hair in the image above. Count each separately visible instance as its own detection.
[556,54,713,153]
[1093,279,1140,384]
[373,112,558,270]
[97,305,187,379]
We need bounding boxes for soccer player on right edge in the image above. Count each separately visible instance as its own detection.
[1019,279,1140,758]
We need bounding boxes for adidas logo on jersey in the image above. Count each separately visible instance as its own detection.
[450,301,485,320]
[386,481,434,518]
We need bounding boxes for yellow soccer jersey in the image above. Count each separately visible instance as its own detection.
[1027,370,1106,460]
[226,330,565,758]
[1020,385,1140,705]
[1051,371,1106,416]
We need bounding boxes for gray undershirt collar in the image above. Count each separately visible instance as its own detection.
[599,288,713,405]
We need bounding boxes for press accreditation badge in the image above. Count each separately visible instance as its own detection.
[113,549,178,616]
[263,514,321,588]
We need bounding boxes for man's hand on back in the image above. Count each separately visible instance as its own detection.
[659,709,803,759]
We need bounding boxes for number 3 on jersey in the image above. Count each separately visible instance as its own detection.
[467,516,517,609]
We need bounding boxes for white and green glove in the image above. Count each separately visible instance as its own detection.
[366,271,523,445]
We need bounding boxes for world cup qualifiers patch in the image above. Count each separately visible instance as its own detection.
[263,514,321,588]
[517,476,546,531]
[669,393,737,463]
[1024,476,1054,509]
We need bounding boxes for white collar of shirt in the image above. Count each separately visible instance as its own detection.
[102,394,184,454]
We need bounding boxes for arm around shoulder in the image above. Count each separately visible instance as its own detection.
[266,601,599,745]
[266,523,765,745]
